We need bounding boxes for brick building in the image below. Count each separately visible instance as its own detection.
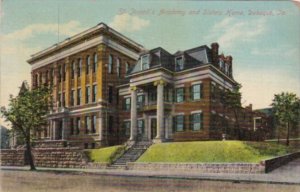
[28,23,267,148]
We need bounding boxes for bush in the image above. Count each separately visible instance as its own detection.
[85,145,125,164]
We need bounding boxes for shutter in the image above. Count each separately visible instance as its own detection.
[189,114,193,131]
[173,89,176,102]
[173,116,176,132]
[201,113,204,129]
[183,87,186,102]
[190,86,193,101]
[200,84,203,99]
[183,115,186,131]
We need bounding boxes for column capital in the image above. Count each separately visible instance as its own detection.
[130,86,137,92]
[97,44,106,52]
[154,79,166,86]
[65,57,70,64]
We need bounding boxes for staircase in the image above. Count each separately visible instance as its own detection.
[108,140,152,169]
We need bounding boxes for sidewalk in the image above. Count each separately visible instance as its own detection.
[1,159,300,185]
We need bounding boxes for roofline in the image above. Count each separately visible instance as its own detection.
[28,22,144,63]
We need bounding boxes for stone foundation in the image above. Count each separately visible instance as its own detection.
[33,148,88,168]
[127,162,265,174]
[0,149,27,166]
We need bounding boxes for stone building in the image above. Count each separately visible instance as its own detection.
[28,23,267,148]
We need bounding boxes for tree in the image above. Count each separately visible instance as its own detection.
[222,84,242,139]
[0,81,52,170]
[271,92,300,146]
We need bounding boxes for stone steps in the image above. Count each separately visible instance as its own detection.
[109,140,152,169]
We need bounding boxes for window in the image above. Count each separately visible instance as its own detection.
[137,119,145,135]
[108,55,113,74]
[45,70,49,85]
[91,115,96,133]
[77,58,82,77]
[70,118,74,135]
[70,90,75,106]
[191,84,201,100]
[124,97,131,111]
[92,85,97,102]
[34,74,38,87]
[174,115,184,132]
[71,61,75,79]
[191,113,202,131]
[85,116,91,134]
[62,92,65,107]
[108,86,113,103]
[62,64,66,81]
[137,95,145,109]
[108,116,113,134]
[219,59,225,71]
[86,55,90,74]
[124,121,131,136]
[93,53,97,73]
[58,93,61,107]
[176,88,184,103]
[76,117,80,134]
[141,55,149,70]
[211,83,217,100]
[175,57,184,71]
[225,63,229,75]
[77,88,81,105]
[125,62,129,74]
[58,65,62,82]
[50,68,54,85]
[116,58,121,77]
[86,86,90,104]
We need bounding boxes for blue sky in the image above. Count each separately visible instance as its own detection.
[1,0,300,127]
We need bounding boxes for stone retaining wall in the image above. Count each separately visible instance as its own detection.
[127,162,265,174]
[0,149,26,166]
[33,141,67,148]
[33,148,88,168]
[264,151,300,173]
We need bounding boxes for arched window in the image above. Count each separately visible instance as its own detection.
[108,55,113,74]
[93,53,97,73]
[86,55,90,74]
[116,58,121,77]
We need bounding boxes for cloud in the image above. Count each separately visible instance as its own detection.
[0,21,83,128]
[3,20,83,42]
[109,13,150,32]
[205,17,267,49]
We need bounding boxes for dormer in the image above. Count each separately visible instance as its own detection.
[175,56,184,71]
[141,54,150,70]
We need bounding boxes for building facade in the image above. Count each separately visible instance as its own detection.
[28,23,267,148]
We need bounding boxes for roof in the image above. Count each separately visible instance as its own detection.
[28,22,144,64]
[127,45,211,74]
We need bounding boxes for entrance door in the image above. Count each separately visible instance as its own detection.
[57,120,63,140]
[150,118,157,139]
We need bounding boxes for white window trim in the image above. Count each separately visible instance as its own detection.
[191,81,202,85]
[175,84,185,88]
[174,112,185,116]
[191,110,202,114]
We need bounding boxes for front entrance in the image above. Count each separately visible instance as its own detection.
[150,118,157,139]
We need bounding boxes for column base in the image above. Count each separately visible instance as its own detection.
[152,138,165,143]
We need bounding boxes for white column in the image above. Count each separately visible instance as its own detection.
[130,86,137,141]
[53,120,57,140]
[62,118,67,140]
[156,80,165,140]
[98,113,103,141]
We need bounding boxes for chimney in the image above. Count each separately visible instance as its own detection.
[211,42,219,65]
[226,55,233,78]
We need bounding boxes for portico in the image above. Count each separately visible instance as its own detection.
[128,79,172,143]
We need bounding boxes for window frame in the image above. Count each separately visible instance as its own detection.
[191,84,201,101]
[191,113,202,131]
[141,54,149,70]
[124,97,131,111]
[174,115,184,132]
[86,55,90,75]
[176,87,185,103]
[175,56,184,71]
[108,55,113,74]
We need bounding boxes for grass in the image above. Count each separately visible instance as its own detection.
[85,145,125,163]
[137,141,292,163]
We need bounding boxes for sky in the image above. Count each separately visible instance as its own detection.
[1,0,300,128]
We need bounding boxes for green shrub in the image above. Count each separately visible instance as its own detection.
[85,145,125,164]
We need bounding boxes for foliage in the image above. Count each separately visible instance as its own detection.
[137,141,291,163]
[85,145,125,164]
[0,81,52,170]
[271,92,300,146]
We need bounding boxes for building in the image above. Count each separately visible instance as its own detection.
[28,23,267,148]
[28,23,144,148]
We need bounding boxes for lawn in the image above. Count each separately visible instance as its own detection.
[137,141,291,163]
[85,145,125,163]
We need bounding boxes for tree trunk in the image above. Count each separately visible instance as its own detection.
[286,122,290,146]
[25,138,36,170]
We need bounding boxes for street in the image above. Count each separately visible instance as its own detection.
[1,169,300,192]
